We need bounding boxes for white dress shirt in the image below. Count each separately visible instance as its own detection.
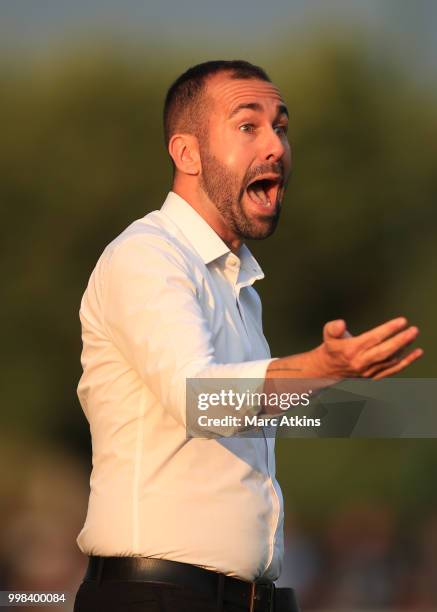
[76,191,284,581]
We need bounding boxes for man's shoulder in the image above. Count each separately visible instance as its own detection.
[100,208,198,274]
[104,209,175,256]
[80,209,199,314]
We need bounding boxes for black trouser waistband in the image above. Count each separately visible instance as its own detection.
[84,556,300,612]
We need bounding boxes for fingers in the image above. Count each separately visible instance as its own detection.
[364,326,419,364]
[356,317,409,351]
[361,358,400,378]
[321,316,421,379]
[372,348,424,380]
[323,319,347,340]
[372,348,423,380]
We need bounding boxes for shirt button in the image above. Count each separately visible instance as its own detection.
[229,257,238,267]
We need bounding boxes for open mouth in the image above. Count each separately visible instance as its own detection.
[246,175,282,209]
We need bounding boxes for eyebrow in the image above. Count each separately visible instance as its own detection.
[228,102,289,119]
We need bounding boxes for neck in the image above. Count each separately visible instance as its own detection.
[171,179,242,254]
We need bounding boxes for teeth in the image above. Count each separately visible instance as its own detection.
[248,185,272,208]
[256,186,271,207]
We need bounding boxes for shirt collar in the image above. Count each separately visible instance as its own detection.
[161,191,265,281]
[161,191,229,265]
[238,243,265,282]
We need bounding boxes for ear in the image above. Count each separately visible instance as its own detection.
[168,134,200,176]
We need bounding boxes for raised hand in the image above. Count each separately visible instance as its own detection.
[315,317,423,380]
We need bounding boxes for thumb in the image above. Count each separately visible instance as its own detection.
[323,319,347,340]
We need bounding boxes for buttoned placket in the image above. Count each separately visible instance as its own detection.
[225,254,247,332]
[225,253,275,469]
[231,256,281,579]
[210,250,280,580]
[226,253,263,340]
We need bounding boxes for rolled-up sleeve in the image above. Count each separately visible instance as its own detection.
[102,235,273,431]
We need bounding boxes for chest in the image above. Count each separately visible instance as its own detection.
[195,264,271,363]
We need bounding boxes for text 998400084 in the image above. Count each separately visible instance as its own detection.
[0,592,69,606]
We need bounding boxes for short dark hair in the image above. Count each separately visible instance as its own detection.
[163,60,271,148]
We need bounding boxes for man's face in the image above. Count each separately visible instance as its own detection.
[198,73,292,240]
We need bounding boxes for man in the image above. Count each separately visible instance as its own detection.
[73,60,422,612]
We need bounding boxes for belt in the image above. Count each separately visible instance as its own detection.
[84,556,300,612]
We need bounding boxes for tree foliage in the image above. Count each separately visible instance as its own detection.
[1,39,436,517]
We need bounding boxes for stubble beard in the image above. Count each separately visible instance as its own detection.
[198,144,282,241]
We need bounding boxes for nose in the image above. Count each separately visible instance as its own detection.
[261,127,288,163]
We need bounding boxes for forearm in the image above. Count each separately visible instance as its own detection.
[262,346,338,415]
[261,315,423,415]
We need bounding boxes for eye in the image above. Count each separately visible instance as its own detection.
[274,124,288,135]
[239,123,255,133]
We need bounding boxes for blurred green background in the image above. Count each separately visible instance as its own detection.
[1,1,436,610]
